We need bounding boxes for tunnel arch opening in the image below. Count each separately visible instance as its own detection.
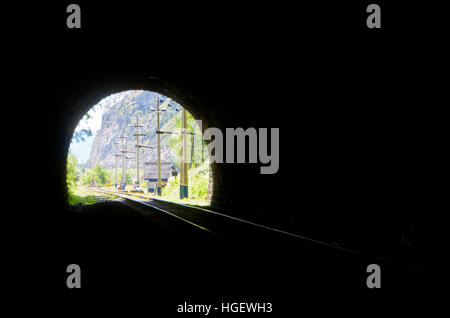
[62,79,219,209]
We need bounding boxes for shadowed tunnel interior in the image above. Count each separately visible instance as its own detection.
[57,70,432,269]
[15,2,442,309]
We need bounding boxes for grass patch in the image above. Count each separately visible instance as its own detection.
[154,161,210,206]
[68,186,100,205]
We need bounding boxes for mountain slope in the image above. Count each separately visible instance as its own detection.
[87,90,182,169]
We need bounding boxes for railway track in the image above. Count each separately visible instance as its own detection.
[90,187,333,241]
[90,187,221,237]
[89,186,314,242]
[88,186,426,273]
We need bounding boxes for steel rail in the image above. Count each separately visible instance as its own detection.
[88,187,426,272]
[90,187,222,238]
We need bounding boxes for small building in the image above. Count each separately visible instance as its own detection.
[144,161,172,192]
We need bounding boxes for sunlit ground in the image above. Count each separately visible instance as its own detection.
[68,186,107,205]
[72,184,210,207]
[103,184,210,207]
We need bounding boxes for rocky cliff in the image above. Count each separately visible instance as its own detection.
[87,90,181,169]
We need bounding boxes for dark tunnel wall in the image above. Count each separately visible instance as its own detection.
[55,73,262,214]
[17,2,443,272]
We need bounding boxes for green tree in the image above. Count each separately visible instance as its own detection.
[81,169,93,185]
[66,153,80,191]
[118,172,132,184]
[92,163,110,185]
[168,110,208,167]
[81,164,110,185]
[70,103,104,143]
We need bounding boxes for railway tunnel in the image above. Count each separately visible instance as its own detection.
[19,2,437,302]
[54,67,431,266]
[41,56,432,294]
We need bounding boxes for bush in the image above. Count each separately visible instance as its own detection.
[81,164,110,185]
[118,171,132,184]
[66,153,80,191]
[161,160,210,201]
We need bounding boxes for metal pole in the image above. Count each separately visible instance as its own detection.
[122,147,125,186]
[136,116,140,185]
[157,98,162,196]
[179,116,184,199]
[184,109,188,198]
[132,115,146,186]
[113,142,119,188]
[115,154,118,188]
[190,125,195,169]
[180,108,188,199]
[180,118,184,199]
[118,135,127,189]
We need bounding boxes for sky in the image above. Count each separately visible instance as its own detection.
[69,104,105,164]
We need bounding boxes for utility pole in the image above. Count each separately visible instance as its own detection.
[132,116,146,185]
[151,96,171,196]
[113,141,120,188]
[180,108,189,199]
[157,99,162,195]
[190,121,195,169]
[157,106,195,199]
[179,117,184,198]
[159,107,195,199]
[117,135,128,189]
